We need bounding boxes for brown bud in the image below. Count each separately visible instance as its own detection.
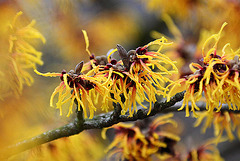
[117,44,130,69]
[75,61,83,74]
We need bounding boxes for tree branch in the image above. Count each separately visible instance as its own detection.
[1,91,238,159]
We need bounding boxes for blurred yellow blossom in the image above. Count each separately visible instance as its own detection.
[194,111,240,142]
[186,138,224,161]
[142,0,202,20]
[102,113,180,161]
[0,11,45,99]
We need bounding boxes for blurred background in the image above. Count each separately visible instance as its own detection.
[0,0,240,160]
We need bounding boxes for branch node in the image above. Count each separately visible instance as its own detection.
[136,109,145,119]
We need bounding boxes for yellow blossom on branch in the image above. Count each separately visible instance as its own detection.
[118,39,178,116]
[34,61,111,119]
[168,22,240,117]
[82,30,178,117]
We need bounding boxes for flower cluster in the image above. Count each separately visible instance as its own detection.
[0,11,45,99]
[102,113,180,161]
[35,61,110,118]
[194,111,240,142]
[36,31,177,118]
[168,22,240,117]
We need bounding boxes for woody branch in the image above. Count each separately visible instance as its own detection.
[1,91,239,160]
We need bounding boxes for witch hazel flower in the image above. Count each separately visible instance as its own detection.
[168,22,240,117]
[34,61,110,119]
[82,30,178,117]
